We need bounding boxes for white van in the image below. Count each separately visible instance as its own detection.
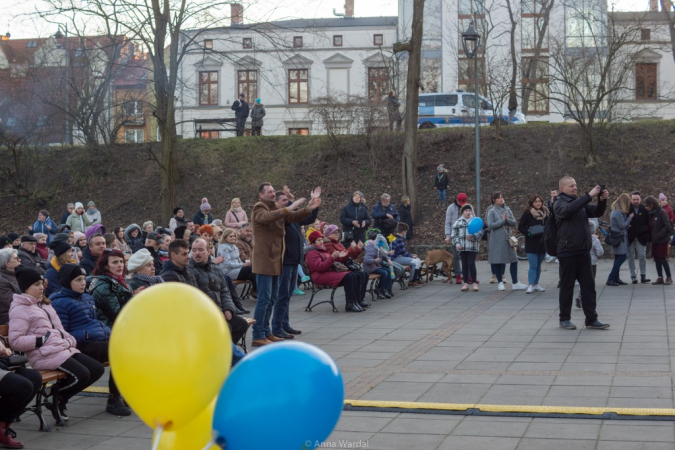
[417,91,526,129]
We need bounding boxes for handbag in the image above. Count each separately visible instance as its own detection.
[332,261,349,272]
[528,224,544,237]
[345,258,362,272]
[0,355,28,371]
[504,226,518,247]
[605,229,624,247]
[341,231,354,241]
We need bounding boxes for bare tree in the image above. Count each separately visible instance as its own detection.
[394,0,425,222]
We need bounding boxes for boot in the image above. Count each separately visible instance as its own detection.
[386,289,394,298]
[652,278,664,285]
[455,275,462,285]
[641,274,651,284]
[376,290,387,300]
[233,299,250,315]
[358,300,371,308]
[0,422,23,449]
[106,394,132,416]
[665,277,673,285]
[345,302,363,312]
[250,289,257,299]
[382,290,392,299]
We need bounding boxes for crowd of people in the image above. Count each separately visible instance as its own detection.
[0,176,674,447]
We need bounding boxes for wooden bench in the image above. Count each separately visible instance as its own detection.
[238,318,256,354]
[0,325,67,432]
[302,263,339,313]
[232,279,253,300]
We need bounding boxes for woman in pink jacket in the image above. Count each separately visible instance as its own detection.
[8,267,104,423]
[224,198,249,230]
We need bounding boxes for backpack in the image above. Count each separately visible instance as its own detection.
[544,206,558,257]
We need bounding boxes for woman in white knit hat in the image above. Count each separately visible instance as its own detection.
[126,249,164,294]
[65,203,91,233]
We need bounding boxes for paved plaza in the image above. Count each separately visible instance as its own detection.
[13,259,675,449]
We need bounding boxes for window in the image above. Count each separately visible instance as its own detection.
[124,101,144,123]
[199,71,219,105]
[293,36,303,48]
[458,57,485,93]
[238,70,258,104]
[288,128,309,135]
[125,129,144,143]
[463,95,491,110]
[243,38,252,49]
[36,115,48,127]
[288,69,309,104]
[522,57,549,113]
[6,117,16,127]
[25,41,38,48]
[635,63,657,100]
[566,4,604,48]
[373,34,384,46]
[333,35,343,47]
[640,28,651,41]
[459,0,484,15]
[200,130,220,139]
[204,39,213,49]
[435,94,458,106]
[522,0,547,15]
[367,67,389,101]
[522,16,548,51]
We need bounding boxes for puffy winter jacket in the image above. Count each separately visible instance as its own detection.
[0,269,20,325]
[18,248,46,275]
[65,212,91,233]
[339,198,371,243]
[160,260,197,286]
[50,287,111,345]
[189,258,235,314]
[79,246,99,275]
[371,202,400,229]
[8,293,79,370]
[32,218,57,244]
[553,193,607,257]
[304,246,349,287]
[192,211,214,226]
[88,275,133,327]
[124,224,145,253]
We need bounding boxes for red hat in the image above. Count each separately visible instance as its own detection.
[308,231,324,244]
[457,193,468,205]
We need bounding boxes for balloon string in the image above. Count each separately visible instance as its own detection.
[200,439,219,450]
[151,425,163,450]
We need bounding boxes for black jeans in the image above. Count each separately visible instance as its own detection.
[349,270,368,301]
[339,272,362,303]
[77,341,118,396]
[235,117,247,136]
[559,254,598,324]
[654,257,671,278]
[0,368,41,423]
[460,252,477,283]
[57,353,105,404]
[228,313,250,344]
[252,126,262,136]
[236,265,257,291]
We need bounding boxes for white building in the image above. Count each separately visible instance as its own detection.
[177,4,398,138]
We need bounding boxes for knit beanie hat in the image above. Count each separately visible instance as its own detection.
[128,249,153,273]
[173,207,183,215]
[367,229,379,240]
[174,226,187,240]
[87,201,96,207]
[0,236,10,248]
[323,224,339,237]
[49,239,72,257]
[73,231,86,243]
[74,202,84,210]
[659,193,667,202]
[255,98,261,104]
[7,232,19,243]
[308,231,323,244]
[460,204,474,214]
[39,210,49,218]
[15,266,44,293]
[53,233,70,243]
[200,198,212,212]
[59,264,87,289]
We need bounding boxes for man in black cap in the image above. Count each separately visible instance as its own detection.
[144,232,165,273]
[17,236,45,275]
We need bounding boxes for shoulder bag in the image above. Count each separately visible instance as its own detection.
[528,224,545,237]
[605,229,624,247]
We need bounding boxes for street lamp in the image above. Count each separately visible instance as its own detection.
[54,25,72,146]
[461,17,482,216]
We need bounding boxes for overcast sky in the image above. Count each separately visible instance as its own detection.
[1,0,650,40]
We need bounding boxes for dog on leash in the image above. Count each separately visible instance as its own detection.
[424,249,454,283]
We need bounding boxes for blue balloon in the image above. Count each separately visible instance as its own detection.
[467,217,484,235]
[212,342,344,450]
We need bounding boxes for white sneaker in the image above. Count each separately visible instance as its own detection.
[534,284,546,292]
[512,282,528,290]
[498,282,505,291]
[526,285,534,294]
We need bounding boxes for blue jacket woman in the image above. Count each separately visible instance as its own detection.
[32,211,57,244]
[50,288,111,345]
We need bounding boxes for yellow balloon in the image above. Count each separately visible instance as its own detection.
[109,283,232,431]
[156,400,219,450]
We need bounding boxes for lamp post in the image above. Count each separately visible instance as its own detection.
[461,17,481,216]
[54,25,71,146]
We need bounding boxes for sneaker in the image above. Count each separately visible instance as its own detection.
[497,282,505,291]
[560,320,577,330]
[586,320,610,329]
[526,285,534,294]
[106,395,132,416]
[534,285,546,292]
[301,275,311,283]
[461,283,469,292]
[472,284,479,291]
[292,288,305,295]
[512,282,528,290]
[490,275,498,284]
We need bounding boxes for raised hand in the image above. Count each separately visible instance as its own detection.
[288,198,307,211]
[308,196,321,210]
[311,186,322,199]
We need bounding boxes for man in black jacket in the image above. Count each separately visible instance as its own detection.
[627,191,651,284]
[554,177,609,330]
[272,186,319,339]
[79,235,106,276]
[231,93,249,137]
[159,240,196,285]
[190,239,250,344]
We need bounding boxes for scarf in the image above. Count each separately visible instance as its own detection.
[231,207,243,213]
[173,215,187,227]
[86,207,99,216]
[530,207,549,221]
[132,273,164,286]
[108,273,129,289]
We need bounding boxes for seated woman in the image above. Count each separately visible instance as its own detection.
[88,249,133,327]
[363,230,394,299]
[217,228,254,314]
[124,224,144,254]
[50,264,131,416]
[9,267,104,422]
[34,234,49,260]
[322,224,368,305]
[304,232,367,313]
[127,249,165,294]
[0,336,42,449]
[44,240,75,297]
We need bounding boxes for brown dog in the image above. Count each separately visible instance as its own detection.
[424,249,454,283]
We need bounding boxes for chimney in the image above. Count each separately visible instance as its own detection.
[344,0,354,18]
[231,3,243,25]
[650,0,658,11]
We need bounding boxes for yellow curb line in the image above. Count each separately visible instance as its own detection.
[343,399,675,416]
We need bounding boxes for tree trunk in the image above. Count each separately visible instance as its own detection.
[397,0,425,222]
[661,0,675,63]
